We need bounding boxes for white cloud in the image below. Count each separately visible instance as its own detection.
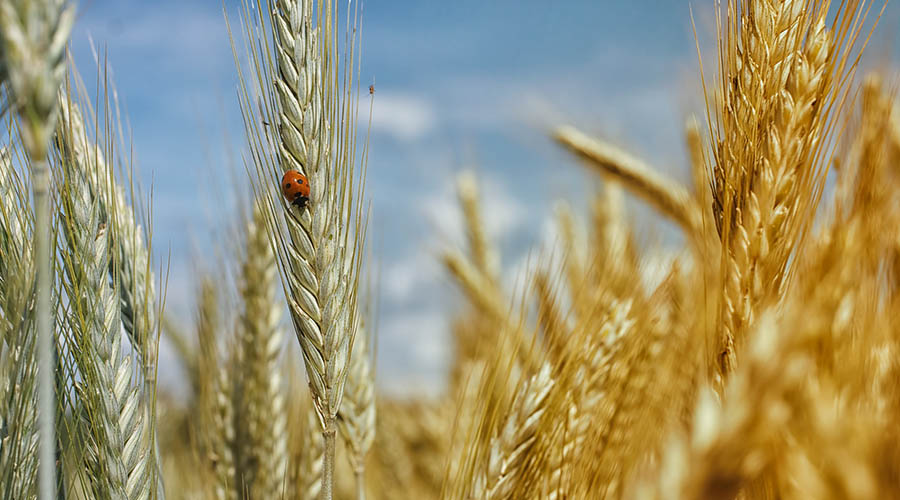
[383,252,441,303]
[377,310,450,397]
[370,93,437,141]
[420,172,528,245]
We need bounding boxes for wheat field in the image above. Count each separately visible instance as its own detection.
[2,0,900,498]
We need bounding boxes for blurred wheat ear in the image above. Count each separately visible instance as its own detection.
[230,0,369,498]
[471,363,555,500]
[0,2,74,498]
[234,201,289,497]
[337,322,376,499]
[192,275,239,500]
[0,144,40,498]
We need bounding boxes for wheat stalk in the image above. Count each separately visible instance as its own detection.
[0,0,73,157]
[0,145,40,498]
[554,202,585,283]
[0,2,74,497]
[192,278,238,500]
[444,250,544,377]
[212,363,239,500]
[709,0,874,376]
[193,279,220,407]
[554,202,593,323]
[446,171,547,370]
[685,118,712,216]
[444,358,488,495]
[563,299,637,498]
[266,0,364,436]
[586,181,641,303]
[596,278,700,496]
[298,405,325,500]
[56,86,164,496]
[793,76,899,378]
[57,150,150,499]
[457,171,501,284]
[232,1,368,496]
[0,147,29,287]
[635,314,809,500]
[338,323,376,500]
[532,270,568,363]
[383,402,448,497]
[236,201,288,498]
[56,87,159,375]
[471,363,554,500]
[554,125,702,237]
[443,252,509,324]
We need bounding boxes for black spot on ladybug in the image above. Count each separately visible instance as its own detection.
[285,183,291,189]
[298,179,303,184]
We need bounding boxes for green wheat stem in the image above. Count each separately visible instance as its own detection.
[34,158,53,500]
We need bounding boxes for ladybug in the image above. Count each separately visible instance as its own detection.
[281,170,310,209]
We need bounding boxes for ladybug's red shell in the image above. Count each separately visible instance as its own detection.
[281,170,310,208]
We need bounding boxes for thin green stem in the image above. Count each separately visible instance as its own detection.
[32,158,55,500]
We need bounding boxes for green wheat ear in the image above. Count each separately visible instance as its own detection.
[0,2,75,498]
[230,0,370,498]
[53,70,163,498]
[0,143,40,498]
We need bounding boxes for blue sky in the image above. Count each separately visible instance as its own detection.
[68,1,900,396]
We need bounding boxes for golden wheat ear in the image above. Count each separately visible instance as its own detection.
[471,363,555,500]
[554,125,702,238]
[708,0,880,376]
